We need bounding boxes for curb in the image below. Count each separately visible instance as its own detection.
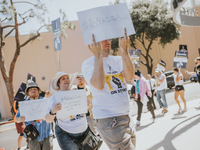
[0,119,14,126]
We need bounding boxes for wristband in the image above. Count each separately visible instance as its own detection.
[49,110,56,115]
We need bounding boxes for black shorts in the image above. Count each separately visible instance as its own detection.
[175,85,185,91]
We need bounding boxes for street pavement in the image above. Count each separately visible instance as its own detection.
[0,82,200,150]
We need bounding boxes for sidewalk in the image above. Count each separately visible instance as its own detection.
[19,98,200,150]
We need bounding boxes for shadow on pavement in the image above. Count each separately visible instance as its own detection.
[148,114,200,150]
[155,113,165,118]
[136,123,152,132]
[166,88,174,94]
[194,106,200,110]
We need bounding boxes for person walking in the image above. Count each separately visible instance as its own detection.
[186,57,200,84]
[173,68,187,113]
[45,72,88,150]
[154,68,168,114]
[12,100,26,150]
[146,74,157,109]
[134,70,156,126]
[15,82,53,150]
[72,73,98,135]
[82,28,136,149]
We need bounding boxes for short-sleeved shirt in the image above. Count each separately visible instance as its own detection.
[16,97,53,141]
[155,74,167,91]
[46,91,87,134]
[82,55,130,119]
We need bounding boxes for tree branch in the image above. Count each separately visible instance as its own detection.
[20,33,40,48]
[4,27,15,38]
[13,1,37,6]
[141,61,147,66]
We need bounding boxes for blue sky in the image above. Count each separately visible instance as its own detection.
[2,0,174,35]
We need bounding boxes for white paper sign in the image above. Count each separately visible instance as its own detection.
[77,3,135,45]
[19,98,49,122]
[54,90,87,119]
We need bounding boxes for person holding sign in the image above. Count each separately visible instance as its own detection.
[134,70,156,126]
[186,57,200,84]
[15,82,53,150]
[154,68,168,114]
[173,68,187,113]
[45,72,88,150]
[82,28,136,149]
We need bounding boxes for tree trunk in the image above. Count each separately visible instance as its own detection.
[5,80,15,106]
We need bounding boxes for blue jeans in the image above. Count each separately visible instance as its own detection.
[55,124,86,150]
[156,89,168,109]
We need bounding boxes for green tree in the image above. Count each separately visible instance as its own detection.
[111,0,180,74]
[0,0,75,106]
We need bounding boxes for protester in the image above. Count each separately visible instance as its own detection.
[12,100,26,150]
[134,70,156,126]
[154,68,168,114]
[82,28,136,149]
[186,57,200,83]
[45,72,88,150]
[173,68,187,113]
[15,82,53,150]
[146,74,157,109]
[72,73,98,135]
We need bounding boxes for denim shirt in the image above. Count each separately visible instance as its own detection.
[16,97,53,141]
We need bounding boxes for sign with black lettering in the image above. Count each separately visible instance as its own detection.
[173,51,188,69]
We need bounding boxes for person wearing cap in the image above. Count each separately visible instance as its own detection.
[154,68,168,114]
[134,70,156,126]
[45,72,88,150]
[71,73,98,135]
[82,28,136,149]
[186,57,200,84]
[15,82,53,150]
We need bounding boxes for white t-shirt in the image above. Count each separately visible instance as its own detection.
[82,55,130,119]
[146,78,155,90]
[46,91,87,133]
[174,74,183,86]
[155,74,167,91]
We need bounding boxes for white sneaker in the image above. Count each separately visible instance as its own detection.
[136,121,140,126]
[182,108,187,112]
[178,108,182,113]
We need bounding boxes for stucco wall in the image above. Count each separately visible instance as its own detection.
[0,20,199,118]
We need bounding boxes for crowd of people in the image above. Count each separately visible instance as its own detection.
[12,28,200,150]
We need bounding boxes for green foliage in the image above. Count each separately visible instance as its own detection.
[130,0,180,48]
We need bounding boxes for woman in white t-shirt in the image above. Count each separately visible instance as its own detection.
[173,68,187,113]
[45,72,88,150]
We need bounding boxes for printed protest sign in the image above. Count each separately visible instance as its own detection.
[52,18,62,51]
[27,73,36,84]
[173,51,188,69]
[14,82,28,101]
[157,59,166,72]
[179,45,187,52]
[129,49,141,68]
[19,98,49,122]
[54,90,87,119]
[77,3,135,45]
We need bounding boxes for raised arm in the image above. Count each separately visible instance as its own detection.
[89,34,105,90]
[185,70,196,75]
[119,28,134,81]
[45,103,62,123]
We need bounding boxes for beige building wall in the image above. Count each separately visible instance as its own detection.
[0,21,199,119]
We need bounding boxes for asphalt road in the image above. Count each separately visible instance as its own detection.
[0,81,199,150]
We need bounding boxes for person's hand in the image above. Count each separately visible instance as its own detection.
[141,98,144,102]
[88,34,102,56]
[17,116,25,123]
[185,70,188,74]
[51,103,62,114]
[153,91,156,95]
[135,98,137,101]
[119,28,129,53]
